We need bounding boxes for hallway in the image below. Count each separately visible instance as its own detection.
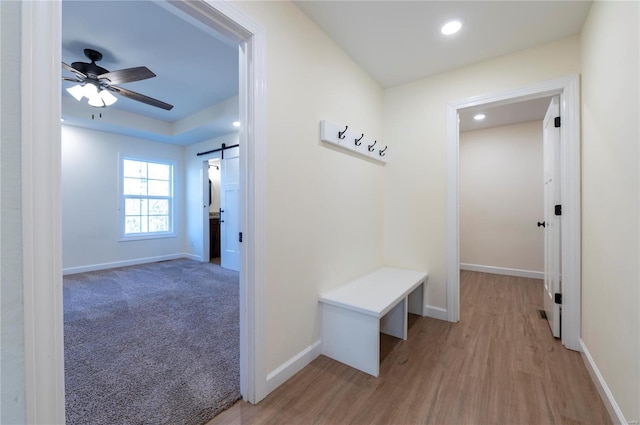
[211,271,610,424]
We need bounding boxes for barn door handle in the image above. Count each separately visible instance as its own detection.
[537,221,546,228]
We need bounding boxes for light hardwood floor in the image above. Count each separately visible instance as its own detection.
[208,271,611,424]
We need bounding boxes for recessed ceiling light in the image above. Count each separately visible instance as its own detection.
[474,114,486,121]
[233,121,240,127]
[441,20,462,35]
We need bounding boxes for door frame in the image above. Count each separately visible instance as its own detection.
[21,0,267,422]
[446,75,581,351]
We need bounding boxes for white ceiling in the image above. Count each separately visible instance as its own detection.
[294,0,591,133]
[294,1,592,88]
[61,1,592,144]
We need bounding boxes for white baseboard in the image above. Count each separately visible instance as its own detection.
[460,263,543,280]
[425,305,448,321]
[265,340,322,395]
[579,339,627,425]
[63,253,201,275]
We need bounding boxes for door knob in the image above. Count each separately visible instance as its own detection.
[537,221,546,228]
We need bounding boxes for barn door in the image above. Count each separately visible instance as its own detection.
[220,150,240,271]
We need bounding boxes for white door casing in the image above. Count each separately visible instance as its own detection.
[221,150,240,271]
[543,96,561,337]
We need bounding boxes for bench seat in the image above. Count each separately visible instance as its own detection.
[319,267,428,376]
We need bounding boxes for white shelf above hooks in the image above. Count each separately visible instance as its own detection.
[320,120,387,164]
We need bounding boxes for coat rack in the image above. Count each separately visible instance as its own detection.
[320,120,387,164]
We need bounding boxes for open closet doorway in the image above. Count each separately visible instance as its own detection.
[458,96,561,336]
[458,97,551,283]
[201,143,240,272]
[446,75,582,351]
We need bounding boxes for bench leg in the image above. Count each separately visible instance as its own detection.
[380,298,407,340]
[321,304,380,376]
[408,282,425,316]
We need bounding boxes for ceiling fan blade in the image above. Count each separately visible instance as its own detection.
[109,85,173,111]
[62,61,87,79]
[62,77,83,83]
[99,67,156,85]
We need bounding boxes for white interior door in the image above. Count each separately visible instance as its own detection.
[543,96,561,337]
[220,149,240,271]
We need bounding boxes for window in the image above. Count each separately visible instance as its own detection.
[120,157,174,239]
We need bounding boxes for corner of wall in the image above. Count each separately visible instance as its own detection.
[265,340,322,395]
[580,340,628,425]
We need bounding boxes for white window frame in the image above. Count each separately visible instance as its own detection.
[118,154,176,241]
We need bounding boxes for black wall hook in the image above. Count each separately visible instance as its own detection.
[367,140,377,152]
[338,125,348,139]
[379,146,388,157]
[355,133,364,146]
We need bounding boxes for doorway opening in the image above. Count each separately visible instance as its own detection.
[21,1,267,422]
[458,95,561,336]
[446,75,581,351]
[199,142,240,272]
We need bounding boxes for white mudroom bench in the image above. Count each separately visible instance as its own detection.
[319,267,428,376]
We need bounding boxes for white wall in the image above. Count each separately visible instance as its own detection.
[231,1,385,374]
[0,1,26,422]
[184,133,239,260]
[382,35,580,311]
[61,125,186,273]
[460,121,544,274]
[581,1,640,421]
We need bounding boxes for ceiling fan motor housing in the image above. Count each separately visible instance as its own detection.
[72,49,109,78]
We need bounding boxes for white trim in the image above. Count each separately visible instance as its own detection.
[165,0,268,404]
[265,340,322,395]
[425,305,448,321]
[21,1,66,423]
[579,340,627,425]
[62,253,200,275]
[557,75,582,352]
[446,103,460,323]
[460,263,544,280]
[446,75,582,351]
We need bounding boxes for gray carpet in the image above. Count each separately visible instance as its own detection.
[63,259,240,425]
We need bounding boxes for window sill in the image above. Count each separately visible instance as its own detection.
[118,233,177,242]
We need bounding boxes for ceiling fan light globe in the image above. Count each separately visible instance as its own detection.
[99,89,118,106]
[66,84,85,101]
[87,94,105,108]
[82,82,99,99]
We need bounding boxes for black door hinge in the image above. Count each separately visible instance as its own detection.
[555,205,562,216]
[554,293,562,304]
[239,232,243,243]
[554,116,561,128]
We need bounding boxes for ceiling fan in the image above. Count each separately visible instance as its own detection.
[62,48,173,110]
